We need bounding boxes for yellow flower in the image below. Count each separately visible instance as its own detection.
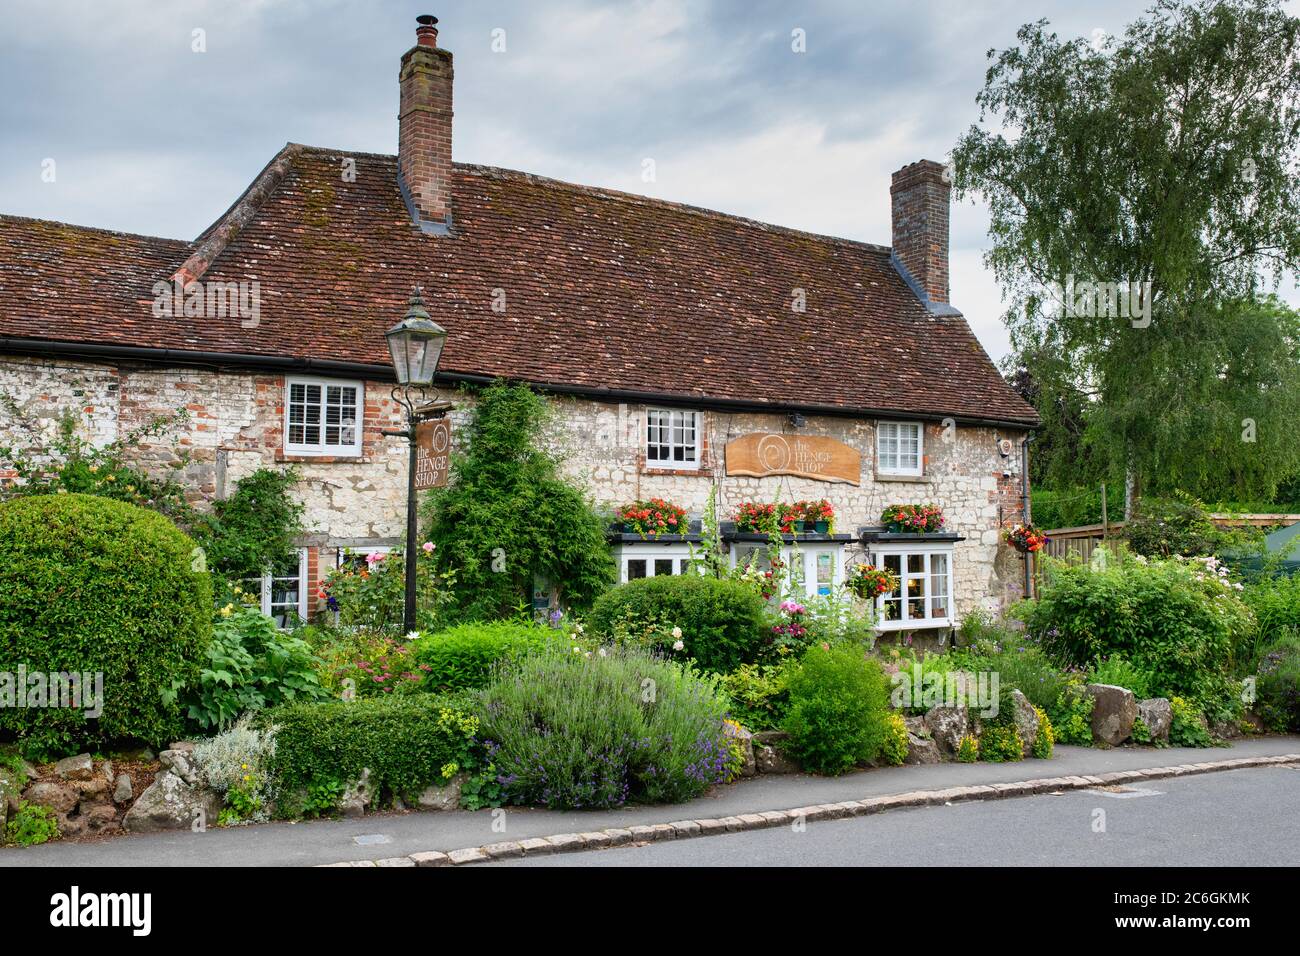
[220,604,234,617]
[104,474,116,482]
[241,763,249,770]
[242,774,251,782]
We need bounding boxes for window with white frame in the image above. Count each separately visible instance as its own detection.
[615,543,699,583]
[336,546,392,571]
[244,549,308,628]
[877,420,923,476]
[645,408,700,469]
[285,377,363,456]
[729,542,844,600]
[871,547,953,629]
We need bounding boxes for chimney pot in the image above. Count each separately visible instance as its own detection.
[399,16,453,233]
[416,14,439,47]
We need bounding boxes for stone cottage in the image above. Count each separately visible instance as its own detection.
[0,16,1038,633]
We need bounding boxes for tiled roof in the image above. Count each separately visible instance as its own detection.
[0,144,1037,426]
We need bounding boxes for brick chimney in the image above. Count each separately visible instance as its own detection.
[890,160,951,305]
[398,15,453,234]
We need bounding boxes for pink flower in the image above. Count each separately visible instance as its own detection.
[365,551,386,566]
[422,541,435,553]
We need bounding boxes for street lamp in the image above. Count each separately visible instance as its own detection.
[385,287,449,634]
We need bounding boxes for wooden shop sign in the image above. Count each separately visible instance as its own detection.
[724,433,860,485]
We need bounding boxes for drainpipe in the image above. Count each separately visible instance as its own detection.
[1021,434,1035,599]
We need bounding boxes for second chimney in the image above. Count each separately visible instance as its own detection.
[399,15,453,234]
[890,160,951,305]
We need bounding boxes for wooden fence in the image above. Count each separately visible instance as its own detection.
[1040,513,1300,564]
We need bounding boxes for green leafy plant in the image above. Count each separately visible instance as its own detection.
[261,693,480,810]
[422,382,616,621]
[588,574,768,674]
[319,546,455,636]
[721,662,793,730]
[3,802,59,847]
[781,644,892,775]
[1085,655,1155,699]
[1169,695,1214,748]
[979,723,1024,762]
[193,717,278,825]
[477,646,732,809]
[1254,627,1300,732]
[1131,716,1152,745]
[0,494,211,757]
[1032,706,1055,759]
[410,621,555,691]
[956,734,980,762]
[180,605,329,731]
[1125,493,1234,559]
[1050,681,1096,745]
[880,712,909,766]
[192,468,304,596]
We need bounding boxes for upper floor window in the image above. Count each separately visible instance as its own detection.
[877,420,922,476]
[646,408,700,469]
[285,377,363,456]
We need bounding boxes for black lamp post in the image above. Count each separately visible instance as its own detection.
[384,287,448,635]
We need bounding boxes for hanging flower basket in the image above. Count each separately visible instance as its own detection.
[847,563,900,600]
[880,503,945,534]
[1005,523,1047,553]
[618,498,687,537]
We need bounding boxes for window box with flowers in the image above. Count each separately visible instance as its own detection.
[783,499,835,535]
[616,498,688,538]
[880,503,946,534]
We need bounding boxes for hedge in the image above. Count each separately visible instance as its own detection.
[260,693,478,803]
[587,574,767,673]
[410,621,556,690]
[0,494,211,757]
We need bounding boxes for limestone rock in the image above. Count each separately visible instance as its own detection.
[54,753,94,781]
[723,722,756,778]
[1086,683,1137,746]
[924,706,969,754]
[1136,698,1172,744]
[159,749,202,787]
[751,731,799,774]
[102,760,115,786]
[904,732,942,765]
[123,770,221,833]
[340,768,374,818]
[417,772,467,811]
[1010,689,1039,758]
[23,781,79,814]
[113,774,135,805]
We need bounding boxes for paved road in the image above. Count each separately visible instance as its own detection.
[494,765,1300,867]
[2,736,1297,866]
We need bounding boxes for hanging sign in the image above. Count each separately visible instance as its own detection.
[724,433,861,485]
[414,417,451,490]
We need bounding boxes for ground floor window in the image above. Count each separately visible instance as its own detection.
[729,542,844,599]
[614,543,698,583]
[870,547,953,629]
[245,549,308,628]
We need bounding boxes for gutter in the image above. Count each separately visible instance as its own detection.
[0,337,1042,431]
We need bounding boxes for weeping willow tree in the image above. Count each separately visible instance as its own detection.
[955,0,1300,506]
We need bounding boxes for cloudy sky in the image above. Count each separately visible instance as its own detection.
[3,0,1298,362]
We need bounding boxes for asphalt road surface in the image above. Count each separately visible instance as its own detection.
[493,765,1300,867]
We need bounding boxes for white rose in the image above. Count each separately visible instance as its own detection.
[673,640,685,652]
[671,626,683,640]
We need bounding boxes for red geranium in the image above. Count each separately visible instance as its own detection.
[619,498,687,537]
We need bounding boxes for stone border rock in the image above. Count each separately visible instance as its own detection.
[316,753,1300,867]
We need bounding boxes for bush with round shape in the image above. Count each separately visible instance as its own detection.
[477,646,731,809]
[880,712,908,766]
[0,494,211,758]
[410,621,556,690]
[780,644,891,775]
[587,574,767,674]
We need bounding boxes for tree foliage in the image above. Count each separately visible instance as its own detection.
[422,382,615,620]
[956,0,1300,500]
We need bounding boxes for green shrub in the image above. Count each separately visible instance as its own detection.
[1022,552,1253,709]
[1254,628,1300,732]
[261,693,479,809]
[1124,493,1228,558]
[0,494,211,758]
[720,662,792,730]
[781,645,891,775]
[956,734,980,762]
[1032,706,1055,759]
[1050,681,1095,745]
[1085,655,1155,699]
[956,642,1072,712]
[422,382,616,621]
[319,547,454,636]
[180,606,329,732]
[979,723,1024,762]
[1131,716,1152,744]
[192,717,278,825]
[3,802,58,846]
[588,574,768,673]
[1169,696,1213,748]
[1242,575,1300,641]
[880,712,908,766]
[410,621,555,691]
[478,647,731,809]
